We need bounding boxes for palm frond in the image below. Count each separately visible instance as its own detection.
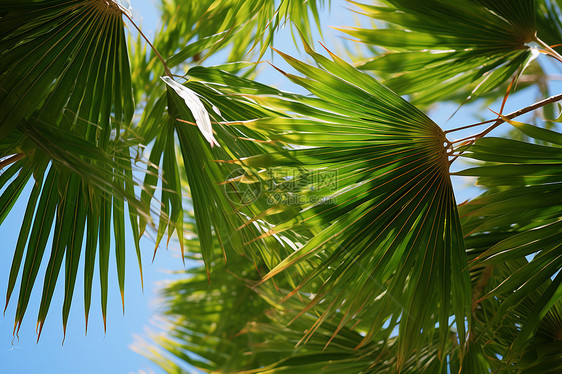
[137,250,462,374]
[0,0,145,335]
[458,119,562,368]
[128,0,327,111]
[343,0,553,104]
[183,43,472,362]
[136,68,309,277]
[463,258,562,373]
[161,0,326,65]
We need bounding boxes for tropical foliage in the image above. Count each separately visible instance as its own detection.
[2,0,562,372]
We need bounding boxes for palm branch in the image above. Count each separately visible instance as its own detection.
[0,0,328,335]
[137,243,458,373]
[455,118,562,365]
[344,0,562,105]
[177,42,473,363]
[0,0,148,336]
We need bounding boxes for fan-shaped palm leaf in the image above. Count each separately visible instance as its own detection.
[128,0,326,113]
[137,244,455,374]
[184,43,472,363]
[0,0,145,335]
[140,236,478,374]
[161,0,326,66]
[343,0,559,104]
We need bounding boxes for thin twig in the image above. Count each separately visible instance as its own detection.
[444,119,496,134]
[0,153,25,170]
[449,92,562,164]
[121,12,172,77]
[475,92,562,138]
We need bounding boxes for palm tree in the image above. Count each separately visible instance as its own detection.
[2,0,562,372]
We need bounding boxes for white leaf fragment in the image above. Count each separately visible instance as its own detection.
[160,76,220,147]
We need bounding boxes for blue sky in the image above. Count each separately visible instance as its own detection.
[1,1,558,373]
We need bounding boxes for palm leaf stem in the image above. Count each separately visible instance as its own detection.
[0,153,25,170]
[121,10,171,76]
[444,119,497,135]
[448,91,562,164]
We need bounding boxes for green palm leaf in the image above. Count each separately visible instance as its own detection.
[187,43,472,362]
[137,68,309,277]
[136,255,271,372]
[140,230,480,374]
[128,0,326,112]
[161,0,326,65]
[344,0,555,104]
[138,247,457,373]
[0,0,145,335]
[458,120,562,352]
[463,258,562,373]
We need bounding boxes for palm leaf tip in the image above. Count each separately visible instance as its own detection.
[161,76,220,147]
